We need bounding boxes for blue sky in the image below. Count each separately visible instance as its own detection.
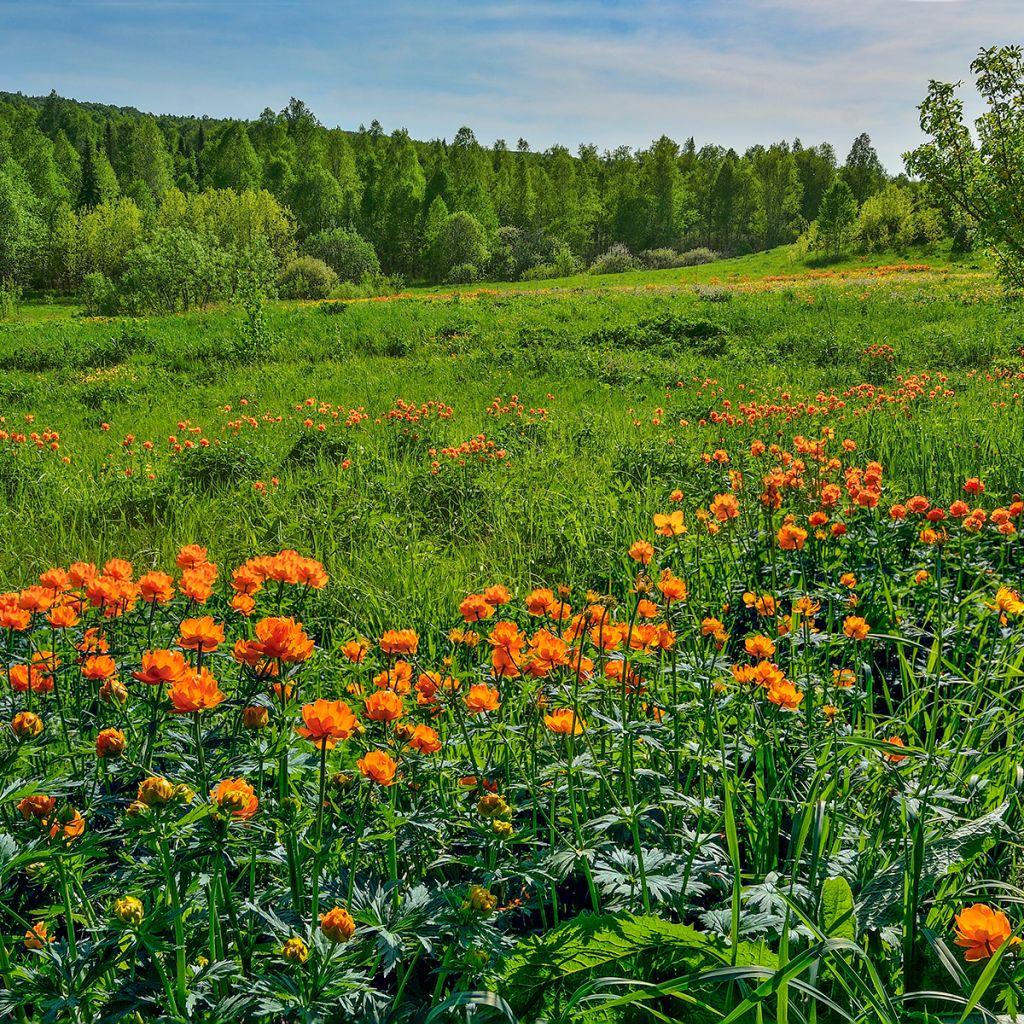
[1,0,1022,170]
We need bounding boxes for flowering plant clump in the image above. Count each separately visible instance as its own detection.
[3,422,1024,1021]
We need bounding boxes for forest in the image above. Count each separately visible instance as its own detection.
[0,90,950,311]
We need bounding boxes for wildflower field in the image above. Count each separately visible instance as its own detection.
[2,252,1024,1022]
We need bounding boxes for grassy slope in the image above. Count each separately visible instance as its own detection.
[0,244,1020,631]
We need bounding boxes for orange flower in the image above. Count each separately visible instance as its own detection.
[483,585,511,606]
[296,699,358,749]
[710,493,740,522]
[832,668,856,688]
[524,588,555,616]
[777,524,808,551]
[134,650,189,685]
[24,922,52,950]
[408,724,441,753]
[176,544,210,570]
[843,616,870,641]
[177,617,225,652]
[180,567,215,603]
[883,736,907,763]
[743,592,777,617]
[372,660,412,694]
[488,620,526,678]
[380,629,418,656]
[653,510,686,537]
[357,750,398,786]
[96,728,126,758]
[341,638,370,663]
[656,573,688,604]
[320,907,357,943]
[46,604,80,629]
[12,711,43,739]
[365,690,404,722]
[464,683,501,714]
[629,540,654,564]
[766,680,803,711]
[954,904,1013,962]
[243,705,269,730]
[103,558,133,581]
[168,669,225,713]
[138,571,175,604]
[243,617,315,664]
[81,655,117,680]
[523,629,570,677]
[47,806,85,841]
[18,794,56,820]
[544,708,586,735]
[211,777,258,819]
[459,594,495,622]
[744,635,776,659]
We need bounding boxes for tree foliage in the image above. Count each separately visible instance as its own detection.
[905,44,1024,288]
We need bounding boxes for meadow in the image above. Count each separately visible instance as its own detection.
[2,247,1024,1022]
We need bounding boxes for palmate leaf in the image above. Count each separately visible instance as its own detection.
[499,912,773,1019]
[859,803,1008,930]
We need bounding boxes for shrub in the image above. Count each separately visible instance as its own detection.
[0,278,22,319]
[446,262,480,285]
[589,243,637,275]
[277,257,339,300]
[119,228,232,313]
[80,272,120,316]
[439,212,489,281]
[674,247,722,267]
[638,248,679,270]
[332,273,406,299]
[302,228,380,283]
[693,284,732,302]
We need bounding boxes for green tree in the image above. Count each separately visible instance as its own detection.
[905,45,1024,287]
[793,140,837,222]
[816,178,858,257]
[289,163,347,237]
[438,209,489,280]
[420,195,449,280]
[841,133,886,204]
[0,163,39,282]
[125,116,174,198]
[303,227,380,283]
[206,122,263,191]
[748,143,802,248]
[856,183,914,252]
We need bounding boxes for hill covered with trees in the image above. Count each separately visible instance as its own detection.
[0,89,951,309]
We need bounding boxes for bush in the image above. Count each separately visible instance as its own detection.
[674,247,722,267]
[638,248,679,270]
[80,272,120,316]
[437,212,489,283]
[446,262,479,285]
[331,273,405,299]
[277,257,339,300]
[589,243,637,275]
[857,185,915,252]
[120,229,232,314]
[0,278,22,319]
[302,228,380,283]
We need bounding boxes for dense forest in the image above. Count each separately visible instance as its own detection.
[0,90,952,309]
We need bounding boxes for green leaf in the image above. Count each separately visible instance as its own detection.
[821,877,856,941]
[500,912,772,1020]
[859,804,1007,931]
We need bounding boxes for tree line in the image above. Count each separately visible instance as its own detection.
[0,89,953,308]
